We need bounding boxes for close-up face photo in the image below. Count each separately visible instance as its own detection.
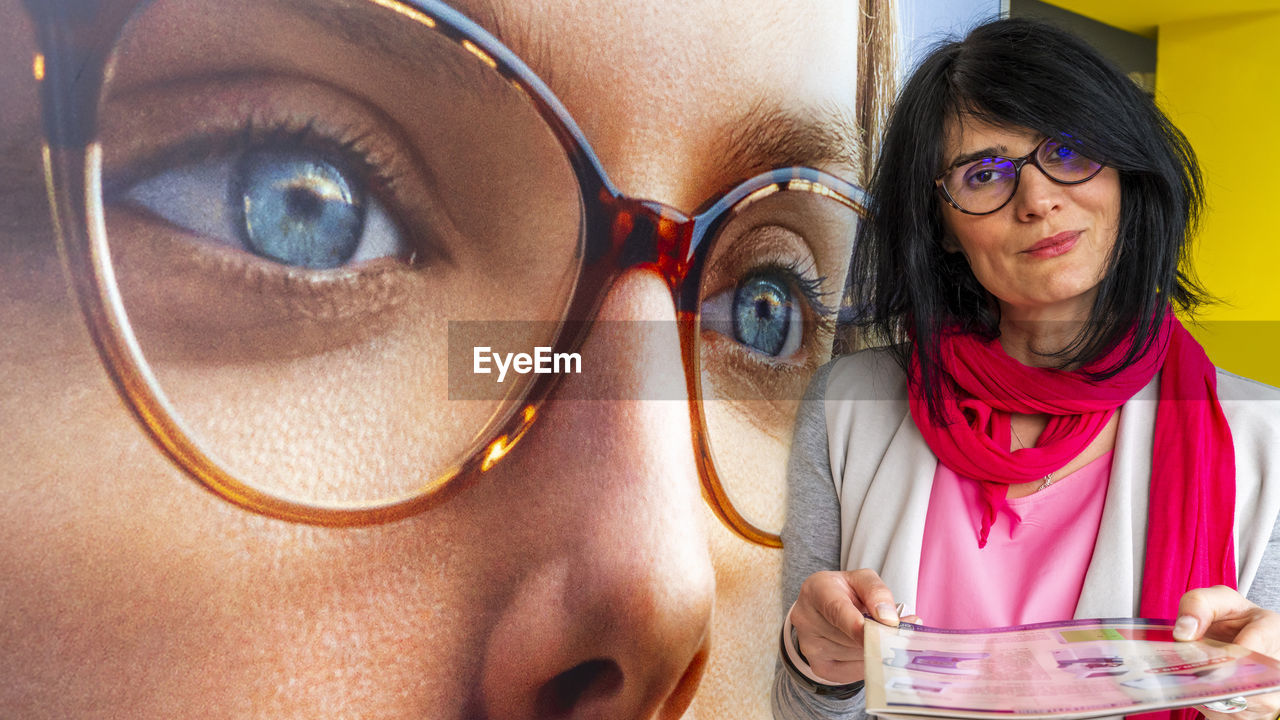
[10,1,1273,719]
[0,0,886,717]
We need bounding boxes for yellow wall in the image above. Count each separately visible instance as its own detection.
[1156,11,1280,385]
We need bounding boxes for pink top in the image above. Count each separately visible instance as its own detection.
[915,451,1114,629]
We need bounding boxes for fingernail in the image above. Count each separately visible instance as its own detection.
[1173,615,1199,640]
[876,602,900,624]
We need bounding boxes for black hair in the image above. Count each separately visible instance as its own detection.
[848,16,1208,422]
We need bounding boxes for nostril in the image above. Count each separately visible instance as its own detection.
[534,659,624,717]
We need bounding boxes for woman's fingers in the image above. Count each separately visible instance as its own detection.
[1176,585,1256,641]
[1176,586,1280,720]
[791,568,901,684]
[846,568,902,627]
[1177,585,1280,660]
[1175,585,1280,657]
[799,633,868,663]
[795,569,898,640]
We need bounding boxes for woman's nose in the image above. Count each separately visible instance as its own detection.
[476,270,715,720]
[1013,164,1064,220]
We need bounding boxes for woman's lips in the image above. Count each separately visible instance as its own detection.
[1023,231,1081,258]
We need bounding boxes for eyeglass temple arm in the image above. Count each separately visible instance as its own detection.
[29,0,191,487]
[24,0,143,149]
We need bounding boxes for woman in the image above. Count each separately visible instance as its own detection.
[0,0,895,718]
[772,17,1280,720]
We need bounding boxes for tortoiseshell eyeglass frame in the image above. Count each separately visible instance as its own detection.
[25,0,869,547]
[934,136,1105,216]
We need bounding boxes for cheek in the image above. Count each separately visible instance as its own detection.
[943,214,1004,273]
[940,203,982,257]
[1101,181,1123,239]
[1078,168,1122,234]
[0,265,494,715]
[697,522,784,716]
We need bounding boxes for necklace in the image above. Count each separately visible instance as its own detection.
[1011,423,1055,490]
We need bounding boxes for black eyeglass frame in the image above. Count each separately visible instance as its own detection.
[25,0,870,548]
[934,136,1105,216]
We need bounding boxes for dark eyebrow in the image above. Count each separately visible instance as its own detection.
[945,146,1010,171]
[714,101,864,185]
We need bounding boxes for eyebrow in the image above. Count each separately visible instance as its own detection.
[945,145,1011,171]
[277,0,864,182]
[443,0,865,182]
[715,102,864,185]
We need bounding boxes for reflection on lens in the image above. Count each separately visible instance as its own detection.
[1038,140,1101,181]
[945,158,1016,215]
[98,0,582,509]
[698,185,859,536]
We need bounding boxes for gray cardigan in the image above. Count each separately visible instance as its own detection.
[773,348,1280,719]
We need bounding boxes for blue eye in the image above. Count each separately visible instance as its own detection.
[123,138,407,269]
[235,149,365,269]
[731,274,797,357]
[700,265,822,361]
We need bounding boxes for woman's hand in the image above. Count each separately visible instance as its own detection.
[791,569,908,684]
[1177,585,1280,720]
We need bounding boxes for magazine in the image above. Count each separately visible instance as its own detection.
[863,618,1280,719]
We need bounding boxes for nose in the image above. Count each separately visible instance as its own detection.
[475,270,715,720]
[1012,162,1063,221]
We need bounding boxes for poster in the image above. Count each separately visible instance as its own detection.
[5,1,1274,719]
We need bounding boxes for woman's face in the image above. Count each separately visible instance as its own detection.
[0,0,863,718]
[939,117,1122,323]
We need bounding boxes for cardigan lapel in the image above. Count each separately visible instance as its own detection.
[1073,377,1158,619]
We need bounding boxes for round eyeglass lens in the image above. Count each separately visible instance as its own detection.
[941,157,1018,214]
[1037,139,1102,182]
[696,182,861,537]
[97,0,583,508]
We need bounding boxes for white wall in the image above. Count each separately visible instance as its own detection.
[900,0,1005,74]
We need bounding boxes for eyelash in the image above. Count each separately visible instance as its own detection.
[259,121,391,191]
[111,118,394,205]
[778,259,837,324]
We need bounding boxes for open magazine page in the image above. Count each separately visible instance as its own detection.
[864,618,1280,719]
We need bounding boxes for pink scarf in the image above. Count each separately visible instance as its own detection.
[908,312,1236,627]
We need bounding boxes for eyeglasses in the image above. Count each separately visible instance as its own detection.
[934,136,1104,215]
[28,0,867,547]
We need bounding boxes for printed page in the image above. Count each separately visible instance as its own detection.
[864,618,1280,719]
